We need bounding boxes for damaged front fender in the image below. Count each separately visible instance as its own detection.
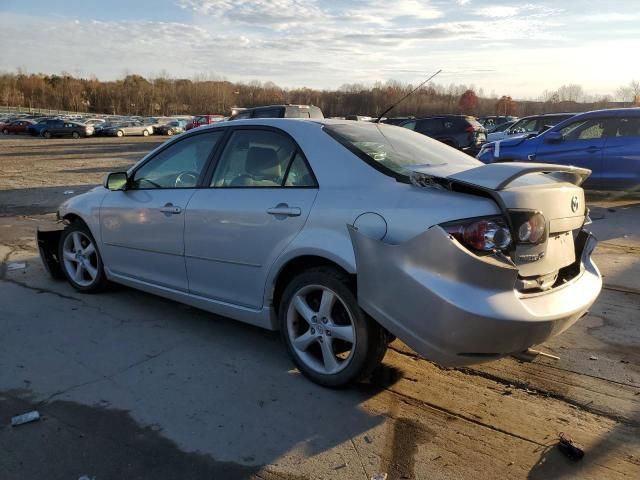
[37,225,65,279]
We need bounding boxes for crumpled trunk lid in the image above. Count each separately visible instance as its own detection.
[410,162,591,280]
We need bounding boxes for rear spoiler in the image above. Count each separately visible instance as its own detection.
[411,162,591,191]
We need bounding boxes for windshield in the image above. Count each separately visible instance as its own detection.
[324,122,480,179]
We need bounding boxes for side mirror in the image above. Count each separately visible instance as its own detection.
[105,172,129,191]
[544,131,563,144]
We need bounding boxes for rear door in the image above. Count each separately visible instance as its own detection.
[534,117,612,186]
[100,130,224,290]
[184,127,318,308]
[600,115,640,189]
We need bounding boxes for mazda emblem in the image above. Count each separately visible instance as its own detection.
[571,196,579,213]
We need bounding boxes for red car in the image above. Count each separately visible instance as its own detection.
[2,119,35,135]
[185,114,224,131]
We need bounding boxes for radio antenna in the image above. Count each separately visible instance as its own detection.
[374,69,442,123]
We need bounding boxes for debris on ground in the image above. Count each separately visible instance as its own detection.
[589,355,598,360]
[63,190,75,195]
[371,474,388,480]
[7,262,26,271]
[11,410,41,427]
[557,434,585,461]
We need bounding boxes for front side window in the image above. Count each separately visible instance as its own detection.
[325,122,480,179]
[509,118,537,134]
[132,131,222,189]
[211,129,314,187]
[559,118,610,140]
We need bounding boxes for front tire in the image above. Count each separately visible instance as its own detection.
[279,267,387,387]
[116,130,124,137]
[2,128,8,135]
[143,129,149,137]
[58,221,108,293]
[72,131,80,139]
[43,130,52,139]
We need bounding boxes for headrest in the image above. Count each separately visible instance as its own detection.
[246,147,280,178]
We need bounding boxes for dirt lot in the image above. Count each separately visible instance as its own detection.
[0,135,638,480]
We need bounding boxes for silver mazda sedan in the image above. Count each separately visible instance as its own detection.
[38,119,602,387]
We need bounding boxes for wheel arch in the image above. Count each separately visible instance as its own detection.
[270,254,356,318]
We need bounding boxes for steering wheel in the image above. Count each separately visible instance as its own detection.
[175,171,198,188]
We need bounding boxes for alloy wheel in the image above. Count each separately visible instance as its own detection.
[62,231,99,287]
[286,285,356,375]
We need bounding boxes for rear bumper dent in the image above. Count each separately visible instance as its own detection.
[349,225,601,367]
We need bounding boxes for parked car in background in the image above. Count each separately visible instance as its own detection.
[41,121,94,139]
[380,116,415,126]
[155,120,187,136]
[103,121,153,137]
[185,115,225,131]
[487,120,516,135]
[478,116,518,130]
[84,119,106,127]
[229,105,324,120]
[488,113,575,142]
[39,118,601,387]
[400,115,486,155]
[477,108,640,190]
[2,119,36,135]
[27,118,59,136]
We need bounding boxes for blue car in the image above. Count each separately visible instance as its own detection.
[477,108,640,190]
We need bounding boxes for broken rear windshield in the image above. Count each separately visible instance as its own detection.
[324,122,479,179]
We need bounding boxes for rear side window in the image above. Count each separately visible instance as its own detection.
[233,111,251,120]
[416,118,443,134]
[614,117,640,137]
[286,108,311,118]
[251,108,283,119]
[211,129,315,188]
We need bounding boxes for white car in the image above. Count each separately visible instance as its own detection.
[38,119,602,387]
[488,113,575,142]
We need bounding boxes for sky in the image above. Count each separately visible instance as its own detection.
[0,0,638,98]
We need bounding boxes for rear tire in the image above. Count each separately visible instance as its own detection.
[58,221,108,293]
[143,130,149,137]
[279,266,387,388]
[2,128,8,135]
[43,130,51,139]
[72,131,80,139]
[116,130,124,137]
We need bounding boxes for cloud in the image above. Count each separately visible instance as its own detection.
[0,1,636,96]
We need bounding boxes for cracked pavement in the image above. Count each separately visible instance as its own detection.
[0,137,639,479]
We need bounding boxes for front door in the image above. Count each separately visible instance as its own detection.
[185,127,318,308]
[100,130,224,290]
[534,117,613,186]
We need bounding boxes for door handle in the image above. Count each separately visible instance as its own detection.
[160,203,182,214]
[267,204,301,217]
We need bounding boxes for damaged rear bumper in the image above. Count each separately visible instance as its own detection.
[349,225,601,367]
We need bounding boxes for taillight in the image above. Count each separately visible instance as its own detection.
[509,211,546,244]
[442,216,512,252]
